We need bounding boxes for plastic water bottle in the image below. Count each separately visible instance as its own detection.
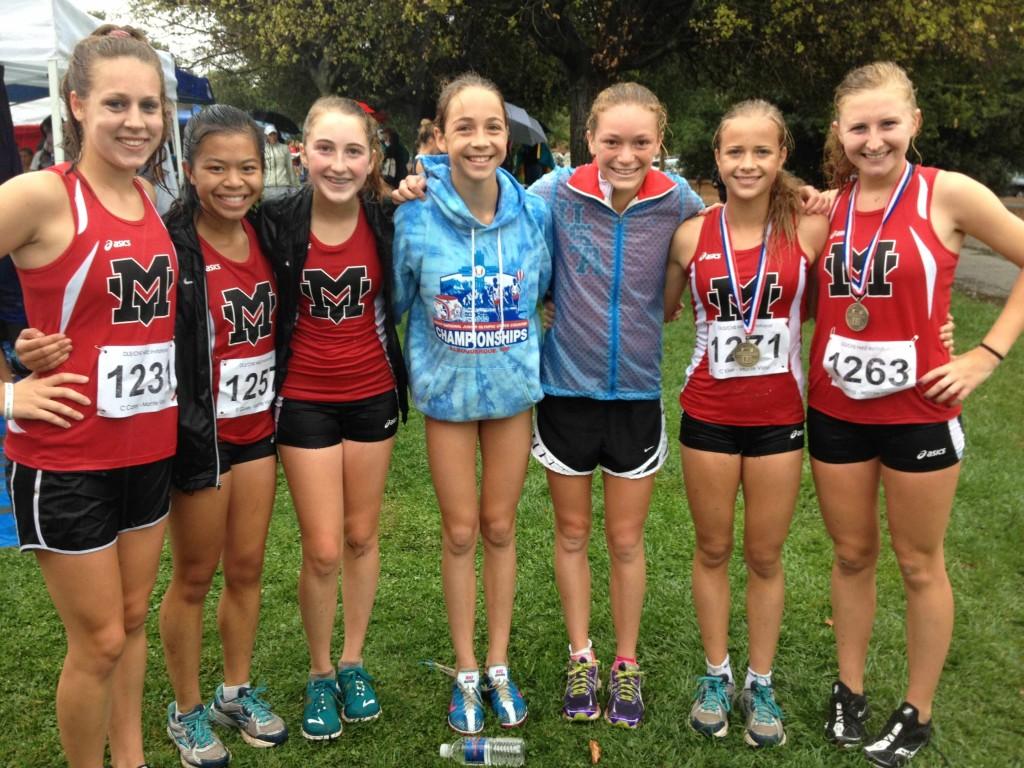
[439,736,525,765]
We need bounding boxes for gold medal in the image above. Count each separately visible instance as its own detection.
[733,340,761,368]
[845,301,870,332]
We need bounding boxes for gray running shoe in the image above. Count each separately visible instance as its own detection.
[739,681,786,747]
[689,674,734,737]
[166,702,230,768]
[209,684,288,748]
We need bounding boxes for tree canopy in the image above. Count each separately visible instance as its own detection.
[142,0,1024,188]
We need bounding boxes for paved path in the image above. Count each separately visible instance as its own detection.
[955,199,1022,301]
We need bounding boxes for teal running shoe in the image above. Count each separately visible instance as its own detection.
[301,678,342,741]
[165,702,230,768]
[209,684,288,748]
[337,666,382,723]
[689,674,734,737]
[448,670,484,734]
[739,681,786,747]
[483,665,527,728]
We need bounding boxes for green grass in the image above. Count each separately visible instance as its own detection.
[1,290,1022,767]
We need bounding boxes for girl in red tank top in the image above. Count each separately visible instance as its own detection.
[810,62,1024,765]
[664,100,830,748]
[0,26,176,768]
[156,106,287,760]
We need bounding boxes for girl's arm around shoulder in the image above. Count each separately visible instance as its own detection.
[526,166,569,206]
[664,217,701,321]
[796,213,830,265]
[0,171,74,269]
[665,172,705,221]
[920,170,1024,403]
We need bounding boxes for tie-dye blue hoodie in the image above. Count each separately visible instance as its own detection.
[393,154,552,422]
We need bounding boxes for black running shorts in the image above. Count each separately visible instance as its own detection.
[275,390,399,449]
[679,411,805,457]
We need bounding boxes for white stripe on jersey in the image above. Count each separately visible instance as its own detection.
[916,173,929,220]
[684,267,708,382]
[788,258,807,399]
[60,241,98,334]
[910,227,938,317]
[73,178,88,234]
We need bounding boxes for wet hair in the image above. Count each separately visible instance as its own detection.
[586,82,668,142]
[824,61,919,189]
[302,95,387,201]
[435,73,509,134]
[170,105,265,221]
[713,99,802,258]
[61,25,169,175]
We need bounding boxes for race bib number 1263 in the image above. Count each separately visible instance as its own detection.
[824,333,916,400]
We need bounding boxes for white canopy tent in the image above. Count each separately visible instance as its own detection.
[0,0,182,188]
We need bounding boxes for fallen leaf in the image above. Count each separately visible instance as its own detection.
[825,617,834,627]
[590,739,601,765]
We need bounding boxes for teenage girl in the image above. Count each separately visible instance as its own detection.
[394,82,706,728]
[811,62,1024,767]
[392,73,552,735]
[664,100,828,747]
[527,83,704,729]
[157,105,287,767]
[258,96,409,742]
[0,26,175,768]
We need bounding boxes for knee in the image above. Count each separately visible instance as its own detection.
[834,541,879,576]
[73,623,127,675]
[122,596,152,636]
[894,550,947,592]
[607,528,644,564]
[224,552,266,592]
[555,519,591,554]
[695,537,733,570]
[173,560,217,605]
[303,539,343,578]
[443,523,478,557]
[480,517,515,549]
[343,528,378,561]
[744,545,782,580]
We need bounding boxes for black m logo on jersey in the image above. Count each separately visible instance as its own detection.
[300,267,371,325]
[107,255,174,326]
[824,241,899,297]
[706,273,782,322]
[222,282,276,346]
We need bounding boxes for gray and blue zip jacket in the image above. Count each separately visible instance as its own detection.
[529,163,703,400]
[393,154,553,421]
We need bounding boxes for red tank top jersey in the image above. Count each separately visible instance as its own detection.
[5,164,178,470]
[200,220,276,445]
[681,208,807,426]
[808,165,960,424]
[281,204,395,402]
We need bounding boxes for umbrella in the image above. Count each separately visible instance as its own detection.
[504,101,547,145]
[249,110,301,137]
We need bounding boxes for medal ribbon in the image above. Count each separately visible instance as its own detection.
[843,162,914,298]
[719,206,772,337]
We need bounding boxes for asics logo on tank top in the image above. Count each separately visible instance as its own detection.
[824,242,899,298]
[106,255,175,326]
[300,267,371,324]
[221,282,276,346]
[706,273,782,322]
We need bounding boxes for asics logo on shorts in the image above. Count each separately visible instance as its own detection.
[916,447,946,460]
[790,429,804,440]
[384,417,397,429]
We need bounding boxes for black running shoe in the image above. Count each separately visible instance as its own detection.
[863,702,932,767]
[825,680,870,747]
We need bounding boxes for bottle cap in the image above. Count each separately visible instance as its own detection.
[440,744,452,758]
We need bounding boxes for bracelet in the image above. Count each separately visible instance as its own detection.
[3,382,13,421]
[978,342,1005,362]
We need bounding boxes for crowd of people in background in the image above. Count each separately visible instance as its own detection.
[1,21,1023,768]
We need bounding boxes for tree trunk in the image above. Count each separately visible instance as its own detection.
[568,68,607,167]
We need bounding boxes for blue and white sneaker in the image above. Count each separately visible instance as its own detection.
[689,674,734,738]
[337,666,382,723]
[483,665,528,728]
[448,669,484,734]
[165,702,230,768]
[739,681,786,747]
[208,684,288,748]
[301,677,342,741]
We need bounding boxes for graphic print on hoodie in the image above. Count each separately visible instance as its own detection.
[393,154,552,422]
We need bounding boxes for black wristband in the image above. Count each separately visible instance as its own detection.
[978,342,1005,362]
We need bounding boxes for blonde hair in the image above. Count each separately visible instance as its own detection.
[713,99,802,258]
[62,25,169,175]
[302,96,387,201]
[435,73,508,134]
[586,82,668,144]
[824,61,919,188]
